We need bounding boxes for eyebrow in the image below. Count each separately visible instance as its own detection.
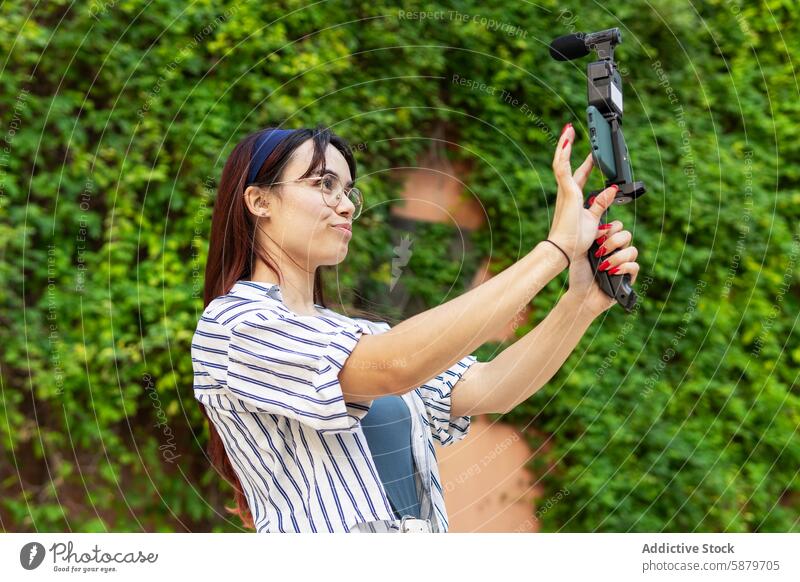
[320,168,354,188]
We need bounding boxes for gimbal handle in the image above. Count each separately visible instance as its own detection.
[584,192,638,312]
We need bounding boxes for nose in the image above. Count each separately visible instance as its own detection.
[335,193,355,219]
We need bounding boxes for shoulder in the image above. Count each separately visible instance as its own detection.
[196,290,393,345]
[200,293,290,331]
[192,294,285,358]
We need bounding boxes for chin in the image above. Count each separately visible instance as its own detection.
[320,252,348,266]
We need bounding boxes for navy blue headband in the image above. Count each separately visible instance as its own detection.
[247,129,297,185]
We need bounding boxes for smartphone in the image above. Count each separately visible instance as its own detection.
[587,105,617,180]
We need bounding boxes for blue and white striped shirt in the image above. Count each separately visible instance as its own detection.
[191,280,478,533]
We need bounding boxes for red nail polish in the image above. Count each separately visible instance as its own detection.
[608,266,620,275]
[598,260,610,271]
[588,196,596,205]
[612,184,619,192]
[594,246,605,258]
[596,236,607,245]
[561,123,569,135]
[599,223,612,230]
[562,139,569,149]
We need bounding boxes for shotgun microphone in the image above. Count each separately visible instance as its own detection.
[549,29,622,62]
[549,33,590,61]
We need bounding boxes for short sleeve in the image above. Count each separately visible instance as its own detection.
[417,354,479,446]
[225,312,373,433]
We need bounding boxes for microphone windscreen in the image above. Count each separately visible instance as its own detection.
[549,33,589,61]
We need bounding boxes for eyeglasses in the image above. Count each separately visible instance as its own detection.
[270,172,363,220]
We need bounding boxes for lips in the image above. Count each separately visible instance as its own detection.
[331,224,352,232]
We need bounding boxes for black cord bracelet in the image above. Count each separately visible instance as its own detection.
[544,239,570,269]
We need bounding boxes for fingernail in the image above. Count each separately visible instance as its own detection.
[612,184,619,192]
[588,196,596,205]
[594,246,606,258]
[599,223,612,230]
[561,123,569,135]
[608,266,620,275]
[595,236,607,245]
[598,260,611,271]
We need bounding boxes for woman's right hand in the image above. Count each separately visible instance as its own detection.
[547,123,620,264]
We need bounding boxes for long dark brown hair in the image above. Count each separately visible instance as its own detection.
[201,124,357,529]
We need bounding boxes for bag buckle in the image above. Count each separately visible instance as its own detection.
[399,515,431,533]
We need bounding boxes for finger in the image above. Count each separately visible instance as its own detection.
[598,245,638,271]
[573,152,594,190]
[606,262,640,285]
[595,220,623,242]
[552,124,575,183]
[594,229,632,256]
[588,183,619,220]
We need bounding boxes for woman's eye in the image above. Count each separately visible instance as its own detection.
[321,175,335,190]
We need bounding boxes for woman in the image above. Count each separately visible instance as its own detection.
[192,123,639,533]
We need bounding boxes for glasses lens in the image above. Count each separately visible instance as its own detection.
[319,173,339,205]
[348,188,362,220]
[320,173,362,220]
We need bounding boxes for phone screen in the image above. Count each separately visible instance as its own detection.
[587,105,617,179]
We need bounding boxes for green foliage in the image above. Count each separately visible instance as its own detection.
[1,0,797,532]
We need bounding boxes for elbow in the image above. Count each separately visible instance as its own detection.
[498,400,515,415]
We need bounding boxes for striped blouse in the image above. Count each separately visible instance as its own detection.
[191,279,478,533]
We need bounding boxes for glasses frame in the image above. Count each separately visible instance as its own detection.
[267,172,363,220]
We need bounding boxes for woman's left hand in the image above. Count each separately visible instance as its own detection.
[567,220,639,316]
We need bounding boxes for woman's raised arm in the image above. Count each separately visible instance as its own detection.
[339,239,569,402]
[339,122,621,404]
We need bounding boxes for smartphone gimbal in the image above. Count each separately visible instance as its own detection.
[550,28,646,312]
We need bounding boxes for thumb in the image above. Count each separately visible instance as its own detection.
[589,184,619,220]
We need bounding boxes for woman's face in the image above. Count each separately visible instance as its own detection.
[245,139,356,270]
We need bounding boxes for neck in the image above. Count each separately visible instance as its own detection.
[250,261,318,316]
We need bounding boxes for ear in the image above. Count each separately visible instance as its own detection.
[244,185,271,218]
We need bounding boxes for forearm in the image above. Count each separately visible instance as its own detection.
[478,291,597,414]
[340,241,568,399]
